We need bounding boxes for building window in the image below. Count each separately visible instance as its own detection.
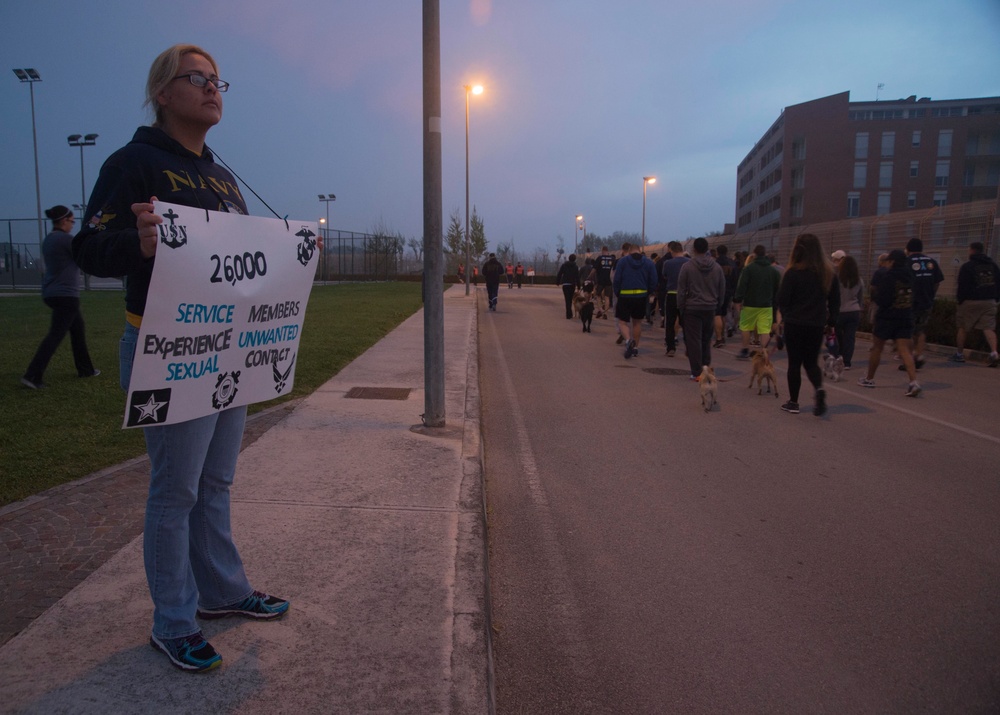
[854,163,867,188]
[847,192,860,218]
[933,190,947,207]
[907,191,917,208]
[935,161,950,187]
[792,138,806,160]
[938,129,953,157]
[791,168,804,189]
[910,161,919,178]
[881,131,895,157]
[912,130,921,147]
[963,167,976,187]
[988,164,1000,187]
[855,132,869,159]
[790,195,803,219]
[879,162,893,189]
[877,192,891,215]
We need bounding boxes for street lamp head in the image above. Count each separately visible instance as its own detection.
[472,84,484,95]
[644,176,656,184]
[68,134,82,143]
[13,68,41,82]
[84,133,99,142]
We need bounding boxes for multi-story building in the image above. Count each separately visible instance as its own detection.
[735,91,1000,233]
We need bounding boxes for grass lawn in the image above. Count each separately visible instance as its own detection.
[0,282,423,506]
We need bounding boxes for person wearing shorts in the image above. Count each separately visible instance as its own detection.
[593,246,615,318]
[951,241,1000,366]
[857,250,921,396]
[733,244,780,359]
[904,238,943,370]
[612,243,658,359]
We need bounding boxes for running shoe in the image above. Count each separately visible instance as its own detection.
[813,389,827,417]
[20,376,44,389]
[150,632,221,672]
[905,382,922,398]
[948,352,965,363]
[780,401,800,414]
[988,353,999,368]
[624,339,636,359]
[736,348,750,360]
[856,377,875,388]
[616,335,625,345]
[713,339,725,349]
[666,349,675,357]
[197,590,290,620]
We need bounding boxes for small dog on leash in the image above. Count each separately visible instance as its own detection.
[699,365,718,412]
[572,289,587,320]
[823,354,845,382]
[748,348,779,397]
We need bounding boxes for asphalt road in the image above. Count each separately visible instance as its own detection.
[479,285,1000,714]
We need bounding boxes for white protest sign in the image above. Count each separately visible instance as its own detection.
[124,201,318,428]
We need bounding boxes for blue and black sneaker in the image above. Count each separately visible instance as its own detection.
[150,631,221,672]
[197,590,290,620]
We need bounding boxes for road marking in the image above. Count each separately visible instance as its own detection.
[484,302,599,682]
[822,381,1000,445]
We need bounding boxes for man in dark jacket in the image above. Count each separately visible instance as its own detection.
[951,241,1000,366]
[481,253,504,311]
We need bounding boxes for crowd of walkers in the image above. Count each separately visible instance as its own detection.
[550,233,1000,416]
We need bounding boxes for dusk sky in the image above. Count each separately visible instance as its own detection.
[3,1,999,261]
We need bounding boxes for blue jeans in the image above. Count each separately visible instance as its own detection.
[833,310,860,367]
[121,324,253,639]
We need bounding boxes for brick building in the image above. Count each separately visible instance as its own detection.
[735,91,1000,233]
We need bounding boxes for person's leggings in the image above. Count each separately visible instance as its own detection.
[784,322,824,402]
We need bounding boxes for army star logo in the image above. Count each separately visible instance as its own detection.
[127,388,172,427]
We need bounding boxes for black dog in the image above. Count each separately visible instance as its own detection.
[580,301,594,333]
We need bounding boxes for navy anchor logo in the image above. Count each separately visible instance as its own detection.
[159,208,188,249]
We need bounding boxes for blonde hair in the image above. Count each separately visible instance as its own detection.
[144,44,220,126]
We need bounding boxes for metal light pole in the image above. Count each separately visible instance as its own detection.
[423,0,445,427]
[464,83,483,296]
[642,176,656,249]
[67,134,98,206]
[318,194,336,281]
[13,68,43,257]
[576,214,585,255]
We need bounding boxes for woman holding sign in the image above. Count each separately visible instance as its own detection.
[73,45,288,673]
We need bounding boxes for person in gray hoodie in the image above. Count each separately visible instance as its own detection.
[677,237,726,379]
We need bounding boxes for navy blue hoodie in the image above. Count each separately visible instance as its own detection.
[72,126,247,318]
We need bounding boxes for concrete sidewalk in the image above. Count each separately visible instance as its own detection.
[0,285,492,714]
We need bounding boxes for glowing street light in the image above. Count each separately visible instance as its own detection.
[464,83,484,296]
[642,176,656,249]
[12,68,44,255]
[575,214,585,255]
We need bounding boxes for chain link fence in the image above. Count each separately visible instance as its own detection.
[0,221,406,290]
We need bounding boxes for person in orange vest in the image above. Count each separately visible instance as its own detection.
[472,265,479,286]
[505,262,514,289]
[515,262,524,288]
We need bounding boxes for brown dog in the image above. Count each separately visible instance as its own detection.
[748,348,779,397]
[699,365,718,412]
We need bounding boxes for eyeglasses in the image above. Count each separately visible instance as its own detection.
[172,73,230,92]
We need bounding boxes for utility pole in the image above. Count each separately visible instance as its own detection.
[422,0,445,427]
